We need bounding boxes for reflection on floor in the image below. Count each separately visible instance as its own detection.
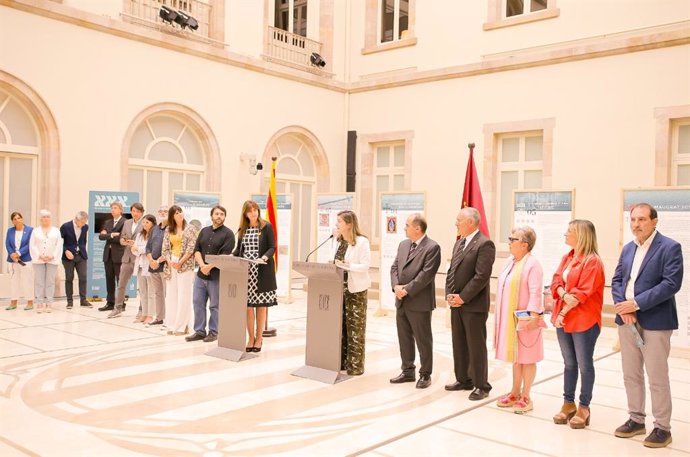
[0,291,688,456]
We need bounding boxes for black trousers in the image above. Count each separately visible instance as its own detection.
[104,259,121,304]
[396,306,433,376]
[451,308,491,391]
[63,256,87,303]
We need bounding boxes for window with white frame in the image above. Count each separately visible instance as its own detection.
[127,114,205,212]
[380,0,409,43]
[274,0,308,37]
[374,143,407,237]
[505,0,547,18]
[496,132,543,243]
[672,120,690,185]
[0,90,39,274]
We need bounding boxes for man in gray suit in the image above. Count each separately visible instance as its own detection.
[445,207,496,400]
[389,214,442,389]
[108,202,144,319]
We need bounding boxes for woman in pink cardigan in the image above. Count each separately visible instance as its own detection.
[494,226,544,414]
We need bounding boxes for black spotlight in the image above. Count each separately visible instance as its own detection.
[174,10,199,31]
[159,6,177,24]
[310,52,326,68]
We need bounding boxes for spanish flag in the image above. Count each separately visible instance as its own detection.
[266,157,279,270]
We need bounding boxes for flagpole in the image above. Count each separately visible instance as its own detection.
[264,156,278,338]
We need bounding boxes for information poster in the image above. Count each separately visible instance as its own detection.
[87,191,139,299]
[251,194,293,299]
[379,192,426,311]
[513,190,575,286]
[315,193,354,263]
[622,188,690,348]
[173,191,221,231]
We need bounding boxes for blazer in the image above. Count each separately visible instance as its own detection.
[390,236,442,312]
[341,235,371,293]
[550,250,605,333]
[99,217,126,263]
[119,218,143,264]
[495,254,544,315]
[29,226,63,265]
[233,222,277,293]
[445,233,496,313]
[5,225,33,263]
[612,231,683,331]
[146,223,166,273]
[60,220,88,260]
[162,224,199,277]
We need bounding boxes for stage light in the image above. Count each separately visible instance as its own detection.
[310,52,326,68]
[174,10,199,31]
[159,6,177,24]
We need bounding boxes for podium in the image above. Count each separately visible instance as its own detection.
[291,261,349,384]
[205,255,257,362]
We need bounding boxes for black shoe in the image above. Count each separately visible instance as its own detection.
[445,381,474,391]
[185,333,206,342]
[643,428,672,448]
[615,419,646,438]
[66,303,73,309]
[203,333,217,343]
[252,341,263,353]
[416,374,431,389]
[98,304,114,312]
[390,373,415,384]
[147,319,163,326]
[469,388,490,401]
[80,301,93,308]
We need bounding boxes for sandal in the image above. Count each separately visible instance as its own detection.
[5,304,17,310]
[553,401,577,424]
[513,396,533,414]
[496,393,519,408]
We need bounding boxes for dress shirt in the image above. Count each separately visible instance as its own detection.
[625,230,658,302]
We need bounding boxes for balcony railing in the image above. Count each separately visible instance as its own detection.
[122,0,219,46]
[264,26,324,72]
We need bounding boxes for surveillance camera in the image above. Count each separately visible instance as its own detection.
[256,162,264,171]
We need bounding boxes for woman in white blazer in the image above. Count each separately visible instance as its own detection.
[29,209,63,313]
[334,210,371,375]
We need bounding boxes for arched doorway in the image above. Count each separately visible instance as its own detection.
[121,103,221,212]
[263,127,329,262]
[0,71,60,275]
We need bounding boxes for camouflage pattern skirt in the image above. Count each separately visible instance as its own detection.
[341,288,368,375]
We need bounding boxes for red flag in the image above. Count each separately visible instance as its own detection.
[462,143,490,237]
[266,157,279,270]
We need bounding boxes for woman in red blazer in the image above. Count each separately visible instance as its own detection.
[550,219,605,430]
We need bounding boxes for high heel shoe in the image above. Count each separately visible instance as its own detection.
[553,401,577,424]
[569,405,590,429]
[246,340,255,352]
[252,340,263,353]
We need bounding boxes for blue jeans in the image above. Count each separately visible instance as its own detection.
[192,276,219,336]
[556,323,600,407]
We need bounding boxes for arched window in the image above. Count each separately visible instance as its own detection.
[125,107,219,212]
[0,89,40,273]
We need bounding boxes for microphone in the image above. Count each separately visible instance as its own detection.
[305,234,334,262]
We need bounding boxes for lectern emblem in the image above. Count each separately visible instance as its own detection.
[228,283,237,298]
[318,294,330,311]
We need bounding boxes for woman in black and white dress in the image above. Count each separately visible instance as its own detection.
[233,200,277,352]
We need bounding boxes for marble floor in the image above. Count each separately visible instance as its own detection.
[0,292,688,456]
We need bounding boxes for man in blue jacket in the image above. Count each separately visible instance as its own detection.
[612,203,683,449]
[60,211,92,309]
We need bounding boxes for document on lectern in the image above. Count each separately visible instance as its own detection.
[246,258,267,265]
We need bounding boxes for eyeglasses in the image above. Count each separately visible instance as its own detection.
[508,237,523,243]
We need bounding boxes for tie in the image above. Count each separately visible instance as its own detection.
[407,242,417,260]
[446,238,466,293]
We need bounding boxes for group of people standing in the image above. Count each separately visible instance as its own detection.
[387,204,682,450]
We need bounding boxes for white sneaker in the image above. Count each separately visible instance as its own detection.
[107,309,123,319]
[45,305,52,313]
[36,305,43,314]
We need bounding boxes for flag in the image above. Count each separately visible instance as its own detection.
[266,157,279,270]
[462,143,490,237]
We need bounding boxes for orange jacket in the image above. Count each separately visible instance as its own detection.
[550,250,605,333]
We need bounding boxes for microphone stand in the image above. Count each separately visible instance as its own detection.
[305,234,334,262]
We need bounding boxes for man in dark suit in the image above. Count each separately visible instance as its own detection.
[98,201,126,311]
[389,214,441,389]
[612,203,683,449]
[445,207,496,401]
[60,211,92,309]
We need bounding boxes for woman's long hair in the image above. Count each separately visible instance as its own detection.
[141,214,157,240]
[569,219,599,259]
[167,205,186,235]
[237,200,266,239]
[336,210,365,246]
